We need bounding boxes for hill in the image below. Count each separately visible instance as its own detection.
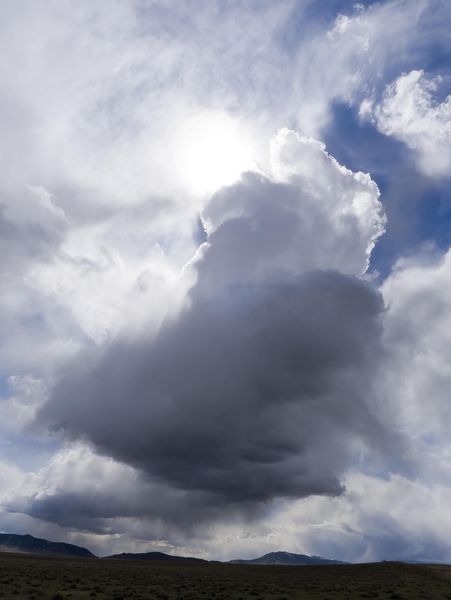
[106,551,207,564]
[0,533,95,558]
[230,551,345,566]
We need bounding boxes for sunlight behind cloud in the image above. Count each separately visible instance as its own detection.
[176,111,256,196]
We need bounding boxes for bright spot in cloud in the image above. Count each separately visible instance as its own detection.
[177,112,256,195]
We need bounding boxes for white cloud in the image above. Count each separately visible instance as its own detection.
[0,0,295,378]
[269,128,385,274]
[373,70,451,177]
[0,461,25,504]
[381,248,451,439]
[0,376,48,433]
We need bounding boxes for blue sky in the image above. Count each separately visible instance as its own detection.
[1,0,451,562]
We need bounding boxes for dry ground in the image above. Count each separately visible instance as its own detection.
[1,552,451,599]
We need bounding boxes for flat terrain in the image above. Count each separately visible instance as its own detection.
[1,552,451,599]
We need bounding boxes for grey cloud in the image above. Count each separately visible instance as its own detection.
[359,522,451,563]
[11,483,262,538]
[4,445,268,539]
[196,170,380,298]
[0,185,66,276]
[42,270,385,500]
[305,515,451,564]
[35,164,392,526]
[0,185,72,378]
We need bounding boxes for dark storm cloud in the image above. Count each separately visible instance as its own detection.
[41,270,385,501]
[10,476,268,536]
[34,171,394,526]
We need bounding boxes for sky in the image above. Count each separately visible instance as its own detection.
[1,0,451,562]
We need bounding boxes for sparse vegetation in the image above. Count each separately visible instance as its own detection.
[1,552,451,599]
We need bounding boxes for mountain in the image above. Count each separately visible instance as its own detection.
[0,535,342,566]
[0,533,95,558]
[230,551,346,566]
[106,551,207,564]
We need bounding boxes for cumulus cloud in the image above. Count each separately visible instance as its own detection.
[30,130,395,531]
[41,271,385,498]
[381,247,451,439]
[197,129,385,295]
[372,70,451,177]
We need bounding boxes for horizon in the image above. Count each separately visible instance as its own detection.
[0,531,415,563]
[3,530,451,565]
[1,0,451,564]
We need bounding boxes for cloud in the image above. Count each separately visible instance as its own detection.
[273,472,451,564]
[381,247,451,439]
[0,0,295,381]
[31,129,395,531]
[7,447,451,563]
[0,376,48,433]
[288,245,451,563]
[372,70,451,177]
[3,444,265,543]
[0,183,77,378]
[0,0,294,204]
[42,270,386,499]
[290,0,451,137]
[200,128,385,288]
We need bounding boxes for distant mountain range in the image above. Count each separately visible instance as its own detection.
[0,533,95,558]
[107,550,343,566]
[0,533,344,566]
[230,551,346,566]
[106,551,207,564]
